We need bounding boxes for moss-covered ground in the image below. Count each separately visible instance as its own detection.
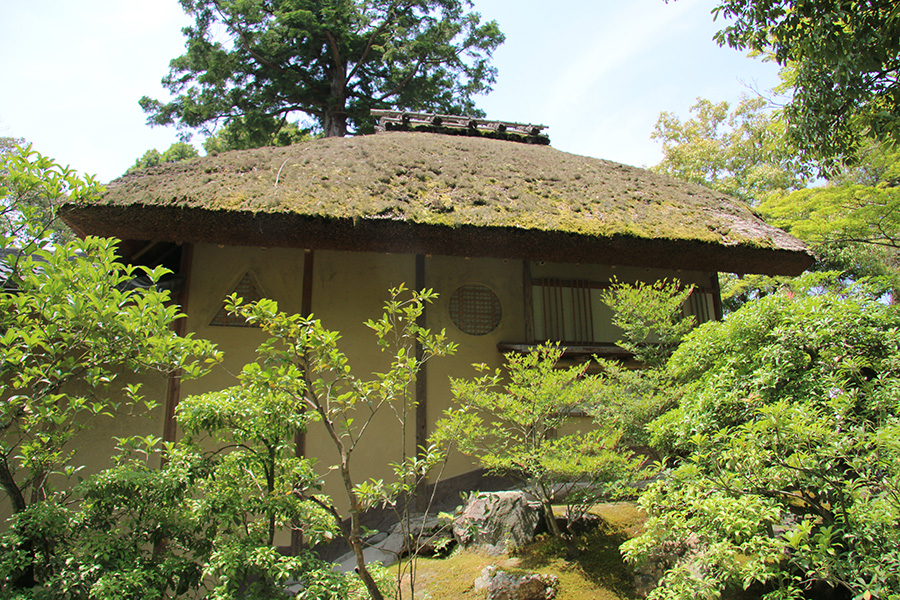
[390,502,647,600]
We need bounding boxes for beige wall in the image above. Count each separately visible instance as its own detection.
[2,241,718,532]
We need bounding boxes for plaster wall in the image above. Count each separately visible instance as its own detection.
[1,243,719,536]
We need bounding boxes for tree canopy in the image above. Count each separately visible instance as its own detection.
[125,141,199,175]
[140,0,505,140]
[757,142,900,294]
[202,118,313,153]
[651,96,808,205]
[709,0,900,170]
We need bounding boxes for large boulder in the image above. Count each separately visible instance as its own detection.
[453,491,542,555]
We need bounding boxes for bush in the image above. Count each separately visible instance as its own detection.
[625,285,900,599]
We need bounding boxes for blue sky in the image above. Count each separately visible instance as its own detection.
[0,0,781,183]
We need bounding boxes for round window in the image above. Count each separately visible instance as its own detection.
[449,284,502,335]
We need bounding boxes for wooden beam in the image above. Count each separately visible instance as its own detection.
[497,342,633,359]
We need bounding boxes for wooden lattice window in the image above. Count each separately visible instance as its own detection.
[449,284,502,335]
[684,288,715,325]
[209,272,263,327]
[533,279,598,343]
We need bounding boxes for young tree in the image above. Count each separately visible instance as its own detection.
[0,146,221,592]
[172,374,353,600]
[140,0,505,140]
[438,279,695,548]
[625,280,900,599]
[437,343,646,549]
[707,0,900,170]
[215,285,456,600]
[588,278,697,450]
[599,278,696,369]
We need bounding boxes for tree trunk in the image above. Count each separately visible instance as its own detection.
[323,58,349,137]
[323,111,348,137]
[0,456,27,514]
[339,457,384,600]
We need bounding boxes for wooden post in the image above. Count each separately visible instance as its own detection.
[710,272,724,321]
[292,249,314,555]
[415,254,428,511]
[162,243,193,447]
[523,260,534,343]
[296,249,315,459]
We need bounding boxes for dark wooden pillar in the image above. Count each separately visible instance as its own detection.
[710,272,724,321]
[162,243,193,447]
[292,249,314,554]
[415,254,428,510]
[523,260,535,342]
[296,249,315,459]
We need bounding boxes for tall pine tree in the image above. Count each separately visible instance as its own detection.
[141,0,505,140]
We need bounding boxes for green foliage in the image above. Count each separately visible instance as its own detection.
[437,343,645,542]
[760,176,900,251]
[626,285,900,599]
[176,378,340,600]
[218,285,457,600]
[599,277,696,368]
[1,143,94,245]
[0,237,219,513]
[709,0,900,170]
[651,96,808,204]
[125,141,199,175]
[0,148,221,595]
[203,118,315,154]
[758,142,900,296]
[584,278,698,450]
[141,0,505,140]
[0,439,209,599]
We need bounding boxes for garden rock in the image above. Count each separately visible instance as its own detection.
[453,491,542,555]
[334,513,451,571]
[474,565,559,600]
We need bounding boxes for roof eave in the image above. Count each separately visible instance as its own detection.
[62,204,814,276]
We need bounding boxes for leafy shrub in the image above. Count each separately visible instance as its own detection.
[625,285,900,599]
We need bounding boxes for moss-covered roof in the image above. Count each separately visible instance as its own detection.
[63,132,812,275]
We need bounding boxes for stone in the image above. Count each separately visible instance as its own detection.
[473,566,559,600]
[474,565,498,592]
[333,512,453,571]
[453,491,542,555]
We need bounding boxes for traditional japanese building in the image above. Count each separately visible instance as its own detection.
[61,114,812,529]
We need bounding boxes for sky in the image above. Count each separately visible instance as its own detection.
[0,0,782,183]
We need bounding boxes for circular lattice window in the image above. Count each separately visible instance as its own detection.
[449,284,502,335]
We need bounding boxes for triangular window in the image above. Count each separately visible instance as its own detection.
[209,272,264,327]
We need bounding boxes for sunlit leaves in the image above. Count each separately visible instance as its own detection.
[630,287,900,599]
[709,0,900,170]
[651,96,809,204]
[437,343,646,540]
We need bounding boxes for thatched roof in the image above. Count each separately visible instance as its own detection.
[63,132,812,275]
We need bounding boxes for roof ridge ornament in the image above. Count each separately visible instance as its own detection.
[371,110,550,145]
